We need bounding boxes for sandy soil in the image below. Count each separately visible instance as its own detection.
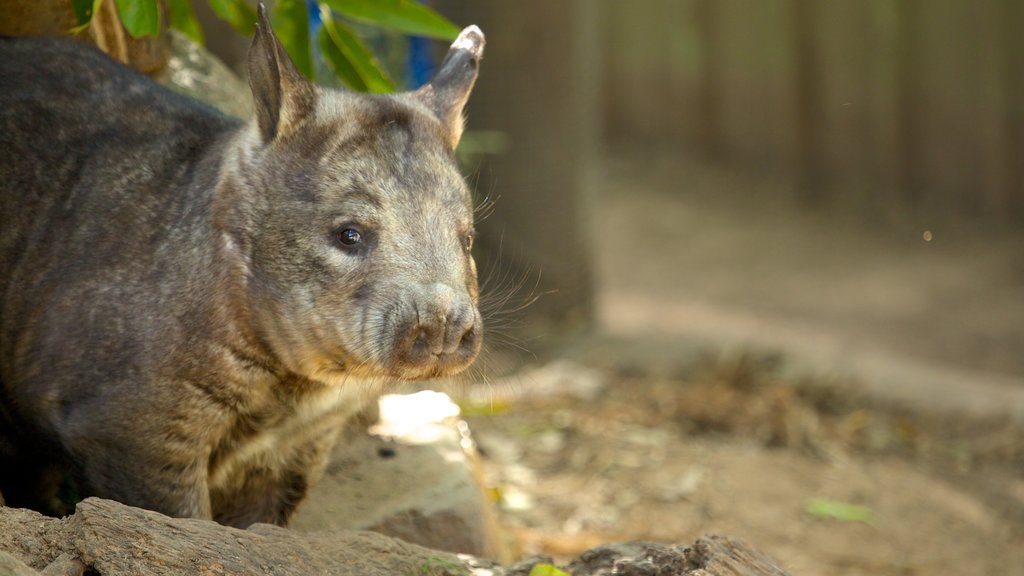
[465,351,1024,575]
[462,149,1024,575]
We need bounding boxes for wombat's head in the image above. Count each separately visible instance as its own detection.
[221,6,485,383]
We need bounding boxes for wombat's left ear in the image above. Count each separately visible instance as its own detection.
[248,2,316,143]
[416,26,485,149]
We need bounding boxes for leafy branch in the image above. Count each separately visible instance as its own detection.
[71,0,459,92]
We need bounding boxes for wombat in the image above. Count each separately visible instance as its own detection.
[0,5,485,527]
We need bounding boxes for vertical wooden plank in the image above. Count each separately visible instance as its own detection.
[978,0,1009,223]
[997,0,1024,221]
[792,0,825,202]
[894,0,925,208]
[917,0,988,219]
[574,0,604,212]
[767,1,801,178]
[693,0,722,158]
[648,0,678,143]
[815,0,873,212]
[600,0,674,144]
[714,0,798,174]
[862,0,906,219]
[600,0,633,141]
[666,0,707,150]
[715,0,762,166]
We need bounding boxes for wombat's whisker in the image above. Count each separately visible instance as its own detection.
[480,265,544,318]
[471,182,499,223]
[418,247,539,398]
[461,266,541,392]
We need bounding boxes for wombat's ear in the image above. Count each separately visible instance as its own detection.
[416,25,485,149]
[248,2,315,143]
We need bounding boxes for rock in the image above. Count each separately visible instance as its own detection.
[292,391,511,561]
[154,30,253,120]
[569,541,692,575]
[566,537,792,576]
[37,554,84,576]
[0,497,790,575]
[71,498,479,576]
[0,551,43,576]
[0,506,67,571]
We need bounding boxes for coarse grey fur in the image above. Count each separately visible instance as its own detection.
[0,5,486,527]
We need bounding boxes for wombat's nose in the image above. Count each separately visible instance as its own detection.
[398,284,481,375]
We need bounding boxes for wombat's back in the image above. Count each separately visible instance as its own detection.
[0,35,240,168]
[0,36,240,302]
[0,36,239,139]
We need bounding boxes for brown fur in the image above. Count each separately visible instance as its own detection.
[0,5,486,527]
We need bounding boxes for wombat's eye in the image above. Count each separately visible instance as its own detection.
[338,228,363,246]
[463,231,475,252]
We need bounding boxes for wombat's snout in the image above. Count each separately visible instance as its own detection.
[392,283,482,378]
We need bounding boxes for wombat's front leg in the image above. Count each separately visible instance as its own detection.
[210,467,310,528]
[75,445,213,520]
[209,434,339,528]
[64,397,219,520]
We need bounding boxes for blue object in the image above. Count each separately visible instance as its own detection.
[308,0,322,38]
[408,34,434,89]
[407,0,437,88]
[307,0,437,90]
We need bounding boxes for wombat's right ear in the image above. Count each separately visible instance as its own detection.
[248,3,315,143]
[416,26,485,150]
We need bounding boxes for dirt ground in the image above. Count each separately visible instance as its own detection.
[460,149,1024,575]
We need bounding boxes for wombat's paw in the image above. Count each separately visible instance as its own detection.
[451,25,485,59]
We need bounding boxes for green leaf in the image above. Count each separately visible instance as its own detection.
[318,25,366,91]
[168,0,205,45]
[321,0,460,40]
[318,10,395,93]
[528,564,572,576]
[208,0,257,36]
[71,0,104,26]
[114,0,160,38]
[272,0,314,79]
[806,498,875,524]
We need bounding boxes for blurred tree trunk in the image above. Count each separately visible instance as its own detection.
[437,1,598,342]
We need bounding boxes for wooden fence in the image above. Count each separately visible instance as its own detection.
[601,0,1024,224]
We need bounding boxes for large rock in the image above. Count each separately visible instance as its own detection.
[155,30,253,120]
[292,391,511,561]
[0,498,791,576]
[0,551,43,576]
